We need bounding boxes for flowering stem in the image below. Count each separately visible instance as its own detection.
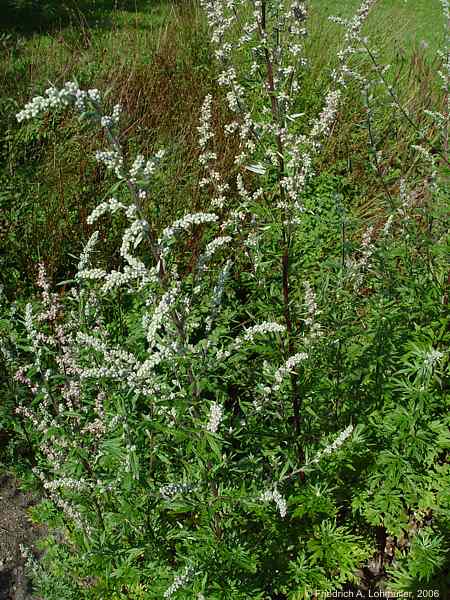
[103,125,161,262]
[282,243,301,439]
[257,0,302,443]
[80,456,105,530]
[361,39,450,168]
[363,88,395,209]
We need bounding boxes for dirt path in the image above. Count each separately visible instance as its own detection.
[0,473,43,600]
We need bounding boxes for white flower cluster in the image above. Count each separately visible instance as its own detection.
[309,90,341,142]
[309,424,354,465]
[273,352,308,389]
[423,348,444,369]
[345,225,376,289]
[197,94,232,207]
[120,218,147,259]
[204,235,232,258]
[198,93,215,162]
[160,483,195,500]
[35,263,60,324]
[254,352,308,411]
[77,268,107,281]
[43,477,92,493]
[201,0,375,220]
[76,332,143,384]
[330,0,377,87]
[84,201,152,292]
[16,81,101,122]
[216,322,286,360]
[135,351,167,381]
[236,174,263,204]
[197,235,232,272]
[301,281,322,338]
[303,281,318,327]
[382,214,394,237]
[160,212,218,246]
[144,284,180,345]
[95,150,124,179]
[242,322,286,343]
[199,0,328,214]
[260,487,287,518]
[164,566,193,599]
[100,104,121,128]
[411,144,437,183]
[24,303,44,361]
[77,231,99,272]
[17,84,169,294]
[397,179,419,222]
[87,197,128,225]
[104,268,136,293]
[200,0,236,55]
[129,149,165,184]
[206,402,223,433]
[34,470,86,529]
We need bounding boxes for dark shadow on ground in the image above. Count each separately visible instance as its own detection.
[1,0,173,35]
[0,474,44,600]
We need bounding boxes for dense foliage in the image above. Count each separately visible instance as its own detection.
[2,0,172,28]
[2,0,85,29]
[0,0,449,598]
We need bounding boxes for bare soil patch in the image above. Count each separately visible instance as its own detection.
[0,473,43,600]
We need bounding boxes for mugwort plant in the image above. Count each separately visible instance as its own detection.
[2,0,449,597]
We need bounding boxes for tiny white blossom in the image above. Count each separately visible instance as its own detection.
[260,487,287,518]
[164,567,192,599]
[424,349,444,368]
[160,213,218,246]
[273,352,308,390]
[309,425,354,465]
[77,231,99,272]
[206,402,223,433]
